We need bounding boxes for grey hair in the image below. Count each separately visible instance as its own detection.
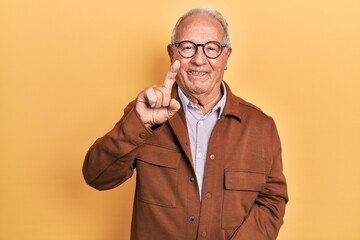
[171,7,231,45]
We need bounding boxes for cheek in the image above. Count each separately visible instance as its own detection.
[177,61,189,77]
[180,69,189,83]
[211,60,226,72]
[175,68,187,83]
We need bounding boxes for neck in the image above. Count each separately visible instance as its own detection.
[186,88,223,115]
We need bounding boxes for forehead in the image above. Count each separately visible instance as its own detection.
[176,13,225,43]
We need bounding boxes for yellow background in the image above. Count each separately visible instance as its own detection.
[1,0,359,239]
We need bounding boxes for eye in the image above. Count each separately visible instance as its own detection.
[205,43,220,51]
[181,44,194,50]
[179,42,196,54]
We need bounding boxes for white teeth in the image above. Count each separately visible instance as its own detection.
[190,71,206,76]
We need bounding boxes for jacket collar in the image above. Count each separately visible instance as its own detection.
[221,81,243,122]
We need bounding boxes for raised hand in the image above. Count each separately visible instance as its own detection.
[135,60,181,128]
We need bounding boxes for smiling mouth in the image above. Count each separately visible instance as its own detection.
[189,70,208,76]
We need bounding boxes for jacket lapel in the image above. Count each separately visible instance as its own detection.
[168,85,195,171]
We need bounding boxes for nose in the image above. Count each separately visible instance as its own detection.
[191,46,207,65]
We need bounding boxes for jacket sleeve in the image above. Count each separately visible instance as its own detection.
[82,101,154,190]
[232,121,288,240]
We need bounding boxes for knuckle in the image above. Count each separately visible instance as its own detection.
[155,89,163,99]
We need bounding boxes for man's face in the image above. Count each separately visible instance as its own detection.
[168,13,232,100]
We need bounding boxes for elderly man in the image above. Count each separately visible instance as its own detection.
[83,7,288,240]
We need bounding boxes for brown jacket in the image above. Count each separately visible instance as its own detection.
[83,82,288,240]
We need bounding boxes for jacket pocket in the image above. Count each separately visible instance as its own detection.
[222,169,265,229]
[135,144,181,208]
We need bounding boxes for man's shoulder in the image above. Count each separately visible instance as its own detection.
[239,95,271,117]
[227,91,274,123]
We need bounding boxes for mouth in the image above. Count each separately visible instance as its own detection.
[188,70,208,76]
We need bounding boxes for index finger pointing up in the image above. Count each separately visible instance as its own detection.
[163,60,180,90]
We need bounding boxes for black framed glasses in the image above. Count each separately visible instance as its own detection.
[173,40,227,59]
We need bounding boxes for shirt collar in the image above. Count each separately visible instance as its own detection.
[178,82,227,120]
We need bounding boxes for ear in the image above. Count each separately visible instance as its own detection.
[167,44,174,62]
[225,46,232,59]
[224,46,232,70]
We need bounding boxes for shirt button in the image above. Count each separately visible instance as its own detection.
[189,216,195,221]
[190,177,195,182]
[209,154,215,160]
[201,231,207,237]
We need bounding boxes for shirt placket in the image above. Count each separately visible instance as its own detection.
[195,117,206,195]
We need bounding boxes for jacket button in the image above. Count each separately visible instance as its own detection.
[209,154,215,160]
[190,177,195,182]
[189,216,195,221]
[205,192,212,199]
[201,231,207,237]
[139,133,147,139]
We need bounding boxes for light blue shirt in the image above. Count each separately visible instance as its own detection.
[178,82,227,199]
